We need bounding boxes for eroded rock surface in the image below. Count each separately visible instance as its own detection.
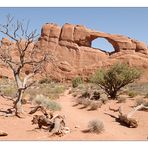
[1,23,148,82]
[36,23,148,81]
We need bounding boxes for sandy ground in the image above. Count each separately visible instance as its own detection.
[0,89,148,141]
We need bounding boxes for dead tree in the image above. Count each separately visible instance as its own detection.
[0,15,51,117]
[30,106,70,136]
[106,104,148,128]
[29,105,53,119]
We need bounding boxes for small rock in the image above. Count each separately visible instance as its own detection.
[75,125,80,128]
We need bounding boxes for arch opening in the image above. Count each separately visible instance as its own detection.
[91,38,115,53]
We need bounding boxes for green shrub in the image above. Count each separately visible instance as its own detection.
[91,63,141,99]
[144,93,148,98]
[38,78,51,84]
[72,77,83,88]
[90,91,100,100]
[87,119,104,134]
[81,99,91,108]
[100,94,108,104]
[0,86,17,98]
[76,98,83,105]
[89,101,102,110]
[117,96,126,103]
[33,94,61,111]
[128,91,138,98]
[81,91,91,98]
[135,98,145,106]
[25,83,65,100]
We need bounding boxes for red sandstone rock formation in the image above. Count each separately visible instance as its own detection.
[36,23,148,81]
[1,23,148,82]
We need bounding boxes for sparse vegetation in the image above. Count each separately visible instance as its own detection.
[32,94,61,111]
[0,85,17,98]
[91,63,141,99]
[87,119,104,134]
[81,99,91,108]
[81,91,91,98]
[135,98,145,106]
[75,98,83,105]
[25,82,66,100]
[144,93,148,98]
[117,96,126,103]
[72,77,83,88]
[128,91,138,98]
[90,91,100,100]
[100,94,108,104]
[38,78,52,84]
[89,101,102,110]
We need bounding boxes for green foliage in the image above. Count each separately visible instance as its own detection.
[91,63,141,99]
[89,101,102,110]
[81,91,91,98]
[81,99,91,108]
[25,82,65,100]
[0,79,17,98]
[117,96,126,103]
[38,78,51,84]
[128,91,138,98]
[1,86,17,97]
[87,119,104,134]
[72,77,83,88]
[33,94,61,111]
[144,93,148,98]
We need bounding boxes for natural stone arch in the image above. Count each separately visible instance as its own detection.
[91,37,115,53]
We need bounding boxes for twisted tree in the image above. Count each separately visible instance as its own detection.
[0,15,52,117]
[91,63,141,99]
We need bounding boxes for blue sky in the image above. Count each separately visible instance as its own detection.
[0,7,148,52]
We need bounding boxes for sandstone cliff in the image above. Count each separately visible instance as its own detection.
[36,23,148,82]
[1,23,148,82]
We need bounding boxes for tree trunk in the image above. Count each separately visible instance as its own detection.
[14,89,24,117]
[109,90,117,99]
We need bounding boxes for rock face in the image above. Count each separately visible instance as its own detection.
[1,23,148,82]
[35,23,148,82]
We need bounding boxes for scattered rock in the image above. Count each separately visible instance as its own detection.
[74,125,80,128]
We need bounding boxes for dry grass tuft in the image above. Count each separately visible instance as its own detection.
[87,119,104,134]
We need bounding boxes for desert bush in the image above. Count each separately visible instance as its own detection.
[0,86,17,98]
[117,96,126,103]
[81,99,91,108]
[76,98,83,105]
[72,93,78,97]
[25,83,66,100]
[72,77,83,88]
[90,91,100,100]
[128,91,138,98]
[38,78,51,84]
[32,94,61,111]
[135,98,146,106]
[100,94,108,104]
[89,101,102,110]
[81,91,91,98]
[87,119,104,134]
[91,63,141,99]
[144,93,148,98]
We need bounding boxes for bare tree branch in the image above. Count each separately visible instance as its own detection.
[0,15,49,117]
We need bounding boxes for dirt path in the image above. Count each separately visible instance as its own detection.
[0,89,148,140]
[52,89,148,140]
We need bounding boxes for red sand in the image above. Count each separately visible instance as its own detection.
[0,90,148,140]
